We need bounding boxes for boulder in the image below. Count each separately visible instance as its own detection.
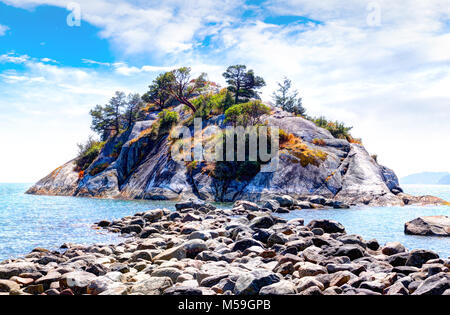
[163,286,203,295]
[307,220,346,234]
[271,195,294,207]
[131,277,173,295]
[405,216,450,236]
[259,280,297,295]
[249,216,275,230]
[60,271,97,294]
[405,249,439,268]
[335,244,366,260]
[153,246,186,261]
[295,262,327,278]
[183,239,207,258]
[234,200,260,211]
[296,276,325,292]
[0,262,38,279]
[151,268,183,283]
[412,273,450,295]
[381,242,406,256]
[143,209,164,222]
[234,270,281,295]
[0,280,20,292]
[232,238,264,252]
[263,200,280,211]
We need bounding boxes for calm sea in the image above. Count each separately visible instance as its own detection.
[0,183,449,261]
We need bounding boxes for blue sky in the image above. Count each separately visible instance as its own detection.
[0,0,449,182]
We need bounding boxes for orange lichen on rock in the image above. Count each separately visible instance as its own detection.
[280,133,327,167]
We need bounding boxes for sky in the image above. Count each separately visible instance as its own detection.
[0,0,449,183]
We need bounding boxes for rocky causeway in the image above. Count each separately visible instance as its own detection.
[1,198,449,296]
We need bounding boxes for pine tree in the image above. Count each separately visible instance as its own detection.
[272,77,306,116]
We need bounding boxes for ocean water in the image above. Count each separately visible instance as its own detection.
[0,183,449,261]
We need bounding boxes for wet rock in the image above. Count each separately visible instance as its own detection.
[307,220,346,234]
[405,249,439,268]
[121,224,142,234]
[366,239,380,251]
[176,200,215,211]
[97,220,111,227]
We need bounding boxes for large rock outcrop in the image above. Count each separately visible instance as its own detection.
[405,216,450,236]
[27,107,448,207]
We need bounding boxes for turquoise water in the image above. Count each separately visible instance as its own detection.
[0,183,449,261]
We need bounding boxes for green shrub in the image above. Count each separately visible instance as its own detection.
[158,109,179,129]
[311,116,353,140]
[183,89,235,126]
[75,137,105,171]
[224,100,271,126]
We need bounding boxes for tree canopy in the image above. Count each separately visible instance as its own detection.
[90,91,143,140]
[142,67,207,113]
[223,65,266,104]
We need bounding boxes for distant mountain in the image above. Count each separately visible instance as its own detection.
[438,175,450,185]
[401,172,450,185]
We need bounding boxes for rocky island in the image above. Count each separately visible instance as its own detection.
[26,67,447,208]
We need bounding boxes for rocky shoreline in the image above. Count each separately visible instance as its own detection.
[1,198,449,296]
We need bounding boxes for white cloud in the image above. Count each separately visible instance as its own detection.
[0,52,30,63]
[0,24,8,35]
[0,55,154,182]
[1,0,243,55]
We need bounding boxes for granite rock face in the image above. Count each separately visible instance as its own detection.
[27,107,447,207]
